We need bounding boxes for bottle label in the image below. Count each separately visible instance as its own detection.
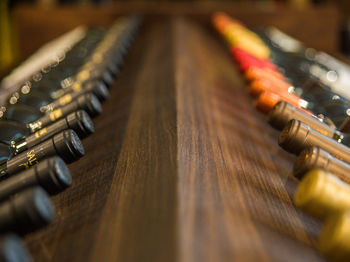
[17,149,38,169]
[59,94,73,106]
[72,83,82,93]
[6,140,50,175]
[34,128,48,138]
[49,109,63,121]
[77,70,90,81]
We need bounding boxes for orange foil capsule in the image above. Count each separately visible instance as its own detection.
[248,79,292,97]
[255,91,306,114]
[212,17,231,34]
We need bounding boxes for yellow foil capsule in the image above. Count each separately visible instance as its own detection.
[319,211,350,262]
[234,42,270,59]
[294,169,350,219]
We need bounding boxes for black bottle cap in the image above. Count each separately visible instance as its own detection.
[11,187,55,234]
[66,110,94,138]
[101,70,113,88]
[85,81,109,102]
[278,119,309,154]
[0,234,32,262]
[293,147,328,178]
[268,101,290,130]
[0,157,71,202]
[53,130,85,163]
[76,93,102,118]
[36,157,72,194]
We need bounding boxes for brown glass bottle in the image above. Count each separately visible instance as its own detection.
[0,157,71,201]
[0,187,55,235]
[0,129,84,179]
[279,120,350,164]
[294,146,350,183]
[27,93,101,132]
[268,101,338,138]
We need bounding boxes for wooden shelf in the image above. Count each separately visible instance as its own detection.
[23,17,325,262]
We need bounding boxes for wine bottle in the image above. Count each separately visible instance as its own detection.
[14,90,53,110]
[0,157,71,201]
[30,18,137,98]
[2,104,41,124]
[68,19,138,88]
[25,77,109,103]
[0,110,93,151]
[0,187,54,235]
[12,79,107,115]
[254,27,326,81]
[78,65,114,88]
[38,82,108,112]
[57,52,112,91]
[0,129,84,179]
[41,28,106,78]
[47,80,109,102]
[294,146,350,182]
[260,27,350,101]
[297,80,350,129]
[252,75,350,129]
[268,101,348,144]
[279,120,350,164]
[18,28,107,100]
[256,88,350,132]
[4,93,101,131]
[250,29,350,126]
[17,110,93,149]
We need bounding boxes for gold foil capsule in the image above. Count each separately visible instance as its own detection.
[319,211,350,262]
[294,169,350,219]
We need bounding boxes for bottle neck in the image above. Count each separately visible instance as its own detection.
[10,138,28,155]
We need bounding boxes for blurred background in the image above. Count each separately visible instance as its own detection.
[1,0,350,74]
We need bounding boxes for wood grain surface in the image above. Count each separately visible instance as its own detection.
[23,17,327,261]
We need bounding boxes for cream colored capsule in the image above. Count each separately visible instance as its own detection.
[319,211,350,262]
[294,169,350,219]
